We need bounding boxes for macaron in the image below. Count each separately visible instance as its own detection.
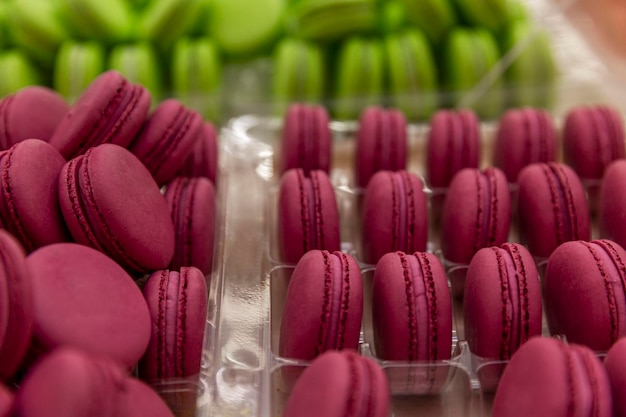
[563,105,625,181]
[492,337,612,417]
[49,70,151,159]
[129,99,203,186]
[600,160,626,248]
[604,337,626,417]
[139,267,208,381]
[121,378,177,417]
[464,243,542,391]
[280,103,331,175]
[333,36,384,120]
[0,86,69,150]
[0,51,42,98]
[426,109,480,189]
[26,243,152,369]
[0,384,12,417]
[0,139,70,252]
[442,167,511,266]
[0,230,32,381]
[136,0,203,49]
[385,29,439,121]
[373,251,452,393]
[171,37,222,122]
[453,0,509,32]
[517,162,590,259]
[545,239,626,351]
[58,144,175,273]
[283,350,389,417]
[278,169,340,264]
[58,0,134,43]
[355,106,407,189]
[493,108,558,183]
[399,0,456,43]
[279,250,363,360]
[176,122,219,185]
[164,177,216,275]
[272,37,325,116]
[107,42,163,101]
[53,41,106,103]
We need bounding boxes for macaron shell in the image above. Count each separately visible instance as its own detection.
[604,338,626,417]
[0,139,69,252]
[600,160,626,247]
[176,122,219,184]
[122,378,176,417]
[27,243,151,368]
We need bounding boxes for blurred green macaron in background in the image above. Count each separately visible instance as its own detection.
[399,0,456,44]
[137,0,204,50]
[58,0,135,43]
[108,42,163,101]
[385,29,438,121]
[0,50,42,97]
[272,37,325,115]
[54,41,106,103]
[453,0,510,32]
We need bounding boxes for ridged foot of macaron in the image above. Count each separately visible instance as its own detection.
[464,243,542,391]
[283,350,390,417]
[492,337,612,417]
[355,106,407,189]
[361,170,428,265]
[175,122,218,185]
[278,169,340,264]
[279,250,363,360]
[373,251,452,394]
[545,239,626,352]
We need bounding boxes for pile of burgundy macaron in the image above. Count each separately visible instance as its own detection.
[0,70,217,416]
[274,102,626,417]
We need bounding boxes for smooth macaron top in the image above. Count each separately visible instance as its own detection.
[0,139,70,252]
[362,170,428,265]
[604,337,626,417]
[49,70,151,159]
[494,108,558,183]
[27,243,152,369]
[442,167,511,265]
[0,86,68,150]
[278,169,340,264]
[355,106,407,189]
[280,103,331,175]
[427,109,480,189]
[563,106,625,180]
[464,243,542,360]
[600,160,626,249]
[283,350,390,417]
[59,144,175,273]
[279,250,363,360]
[545,239,626,351]
[517,162,590,259]
[492,337,612,417]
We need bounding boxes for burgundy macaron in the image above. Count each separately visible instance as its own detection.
[0,230,32,381]
[604,337,626,417]
[0,384,12,417]
[49,70,151,159]
[278,169,340,264]
[279,250,363,360]
[280,103,331,175]
[442,167,511,265]
[492,337,612,417]
[355,106,407,188]
[517,162,590,259]
[122,378,176,417]
[26,243,151,369]
[0,86,68,150]
[493,108,558,183]
[426,109,480,189]
[361,170,428,265]
[563,105,625,181]
[176,122,218,185]
[0,139,70,252]
[164,177,216,275]
[129,99,203,186]
[545,239,626,351]
[283,350,389,417]
[600,160,626,249]
[59,144,174,273]
[139,267,208,381]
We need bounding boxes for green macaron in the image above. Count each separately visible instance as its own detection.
[272,37,325,115]
[399,0,456,44]
[54,41,106,103]
[453,0,509,32]
[503,22,556,109]
[444,28,504,120]
[108,42,162,101]
[0,50,42,97]
[333,36,384,120]
[58,0,135,43]
[171,37,222,121]
[137,0,203,49]
[385,29,438,121]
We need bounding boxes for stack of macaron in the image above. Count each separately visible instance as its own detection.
[0,70,218,415]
